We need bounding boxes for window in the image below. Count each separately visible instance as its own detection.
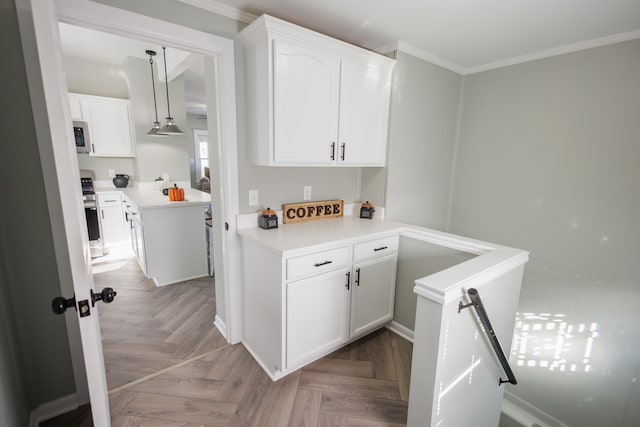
[193,129,209,180]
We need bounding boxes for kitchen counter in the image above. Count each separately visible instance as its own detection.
[96,186,211,209]
[237,215,408,256]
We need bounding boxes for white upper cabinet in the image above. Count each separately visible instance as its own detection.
[273,39,340,165]
[69,93,136,157]
[239,15,395,167]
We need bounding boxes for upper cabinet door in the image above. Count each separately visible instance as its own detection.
[273,39,340,165]
[68,93,83,121]
[80,96,135,157]
[337,60,392,167]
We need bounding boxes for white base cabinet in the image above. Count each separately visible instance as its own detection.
[286,267,350,368]
[97,192,127,245]
[350,255,397,338]
[123,195,208,286]
[241,232,398,380]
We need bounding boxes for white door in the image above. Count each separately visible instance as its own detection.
[27,1,240,425]
[350,255,397,338]
[338,59,392,166]
[29,1,112,424]
[273,38,341,165]
[286,268,350,368]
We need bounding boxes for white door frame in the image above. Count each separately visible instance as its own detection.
[23,0,241,424]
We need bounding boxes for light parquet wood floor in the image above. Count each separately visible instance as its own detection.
[93,258,228,390]
[42,257,413,427]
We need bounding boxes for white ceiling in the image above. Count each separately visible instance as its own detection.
[180,0,640,73]
[58,23,207,116]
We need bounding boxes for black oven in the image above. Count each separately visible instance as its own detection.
[81,176,104,257]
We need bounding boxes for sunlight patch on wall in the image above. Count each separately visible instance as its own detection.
[510,312,598,373]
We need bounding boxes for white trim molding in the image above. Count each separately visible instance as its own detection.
[379,30,640,75]
[377,41,467,75]
[214,314,228,339]
[502,390,571,427]
[466,29,640,74]
[386,320,414,343]
[29,394,79,427]
[177,0,257,24]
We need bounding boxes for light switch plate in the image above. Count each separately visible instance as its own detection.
[249,189,259,207]
[304,186,312,201]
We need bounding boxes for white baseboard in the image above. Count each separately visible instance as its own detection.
[29,393,79,427]
[386,320,414,343]
[214,314,228,340]
[502,390,570,427]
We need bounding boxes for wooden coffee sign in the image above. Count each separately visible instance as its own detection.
[282,200,344,224]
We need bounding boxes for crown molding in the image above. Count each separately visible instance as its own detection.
[379,29,640,76]
[397,41,468,74]
[176,1,640,75]
[177,0,257,24]
[465,29,640,74]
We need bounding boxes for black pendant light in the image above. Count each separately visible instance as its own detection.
[158,46,184,135]
[145,49,168,137]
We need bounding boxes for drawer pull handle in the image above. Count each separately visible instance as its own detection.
[104,199,117,203]
[355,268,360,286]
[373,246,388,252]
[345,271,351,290]
[314,260,333,267]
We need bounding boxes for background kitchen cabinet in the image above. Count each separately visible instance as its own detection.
[286,267,350,368]
[239,15,395,167]
[69,93,135,157]
[97,192,127,245]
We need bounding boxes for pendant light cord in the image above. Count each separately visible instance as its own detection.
[162,46,171,118]
[148,53,160,123]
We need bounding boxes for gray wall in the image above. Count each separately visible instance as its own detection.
[450,40,640,426]
[1,0,77,421]
[384,51,463,229]
[124,56,191,183]
[64,54,192,183]
[394,237,476,330]
[64,55,137,181]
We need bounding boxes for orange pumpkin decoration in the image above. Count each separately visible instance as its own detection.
[168,184,185,201]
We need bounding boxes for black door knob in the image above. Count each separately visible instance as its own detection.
[52,295,76,315]
[91,287,117,307]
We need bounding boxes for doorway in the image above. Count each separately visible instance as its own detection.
[60,14,235,393]
[25,0,240,423]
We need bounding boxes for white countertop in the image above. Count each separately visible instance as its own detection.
[237,216,408,255]
[96,186,211,209]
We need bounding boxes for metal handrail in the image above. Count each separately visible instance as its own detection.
[459,288,518,386]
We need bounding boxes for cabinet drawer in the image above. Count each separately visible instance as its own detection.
[97,193,122,207]
[287,246,350,281]
[353,235,398,262]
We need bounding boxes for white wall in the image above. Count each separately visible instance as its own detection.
[450,40,640,427]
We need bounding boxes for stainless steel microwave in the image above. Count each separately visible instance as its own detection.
[73,120,91,153]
